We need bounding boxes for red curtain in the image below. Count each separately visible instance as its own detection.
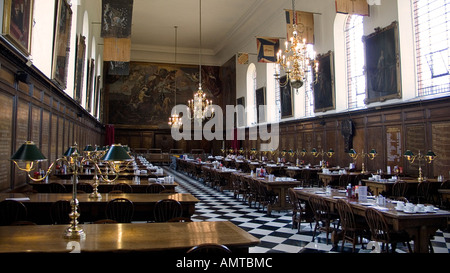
[105,124,115,146]
[231,128,240,151]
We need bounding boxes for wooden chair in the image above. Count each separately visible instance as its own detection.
[364,207,412,253]
[146,183,165,193]
[106,198,134,223]
[335,199,369,252]
[308,195,337,244]
[439,180,450,209]
[415,180,438,204]
[256,182,277,213]
[153,199,182,222]
[0,200,27,226]
[49,182,66,193]
[77,182,94,193]
[187,243,232,254]
[338,174,350,189]
[112,183,133,193]
[287,188,314,232]
[50,200,71,224]
[390,180,408,199]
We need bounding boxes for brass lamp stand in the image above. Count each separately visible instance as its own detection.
[403,150,436,182]
[311,148,334,168]
[11,141,133,239]
[348,149,377,173]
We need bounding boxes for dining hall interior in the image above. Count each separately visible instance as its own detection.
[0,0,450,260]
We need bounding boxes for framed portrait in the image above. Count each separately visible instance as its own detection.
[85,58,95,112]
[280,76,294,118]
[364,21,401,104]
[74,34,86,104]
[255,87,266,123]
[52,0,72,89]
[313,51,335,113]
[2,0,34,55]
[236,96,245,127]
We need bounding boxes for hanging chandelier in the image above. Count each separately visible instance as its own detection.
[275,0,318,89]
[168,26,182,129]
[188,0,214,124]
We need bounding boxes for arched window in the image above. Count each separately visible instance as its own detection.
[413,0,450,96]
[246,63,257,126]
[345,14,365,109]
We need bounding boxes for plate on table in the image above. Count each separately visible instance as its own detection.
[360,202,373,206]
[315,191,326,194]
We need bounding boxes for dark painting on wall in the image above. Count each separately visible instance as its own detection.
[314,51,335,113]
[2,0,34,55]
[74,35,86,104]
[106,62,221,128]
[255,87,266,123]
[364,21,401,104]
[52,0,72,89]
[280,76,293,118]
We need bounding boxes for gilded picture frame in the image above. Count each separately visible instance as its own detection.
[255,87,266,123]
[280,76,294,118]
[313,51,335,113]
[363,21,401,104]
[2,0,34,55]
[52,0,72,89]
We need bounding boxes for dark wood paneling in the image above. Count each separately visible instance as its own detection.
[0,41,104,191]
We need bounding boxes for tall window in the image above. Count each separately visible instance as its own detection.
[246,63,257,125]
[305,44,315,116]
[345,15,366,109]
[413,0,450,96]
[274,65,282,122]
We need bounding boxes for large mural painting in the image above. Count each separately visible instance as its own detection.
[106,62,221,127]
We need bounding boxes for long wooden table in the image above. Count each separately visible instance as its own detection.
[362,178,441,198]
[0,221,260,253]
[30,179,179,193]
[294,188,450,253]
[0,193,198,224]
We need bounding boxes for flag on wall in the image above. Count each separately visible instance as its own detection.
[237,52,249,64]
[256,37,280,63]
[335,0,370,16]
[285,10,314,44]
[101,0,134,75]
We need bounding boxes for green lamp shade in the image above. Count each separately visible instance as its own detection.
[426,150,436,157]
[11,141,47,161]
[328,149,334,153]
[101,144,132,161]
[84,145,95,152]
[404,150,414,157]
[311,148,317,153]
[370,149,377,154]
[64,146,79,157]
[348,149,357,154]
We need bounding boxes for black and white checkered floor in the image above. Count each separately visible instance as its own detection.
[163,167,450,253]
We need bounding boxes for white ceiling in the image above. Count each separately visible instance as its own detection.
[89,0,335,65]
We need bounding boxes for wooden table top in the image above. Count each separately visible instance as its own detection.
[295,187,450,219]
[0,192,199,204]
[0,221,260,253]
[39,178,179,187]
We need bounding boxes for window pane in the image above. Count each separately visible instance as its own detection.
[346,15,366,109]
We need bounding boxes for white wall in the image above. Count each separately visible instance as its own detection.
[234,0,429,126]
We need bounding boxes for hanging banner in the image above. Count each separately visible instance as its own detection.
[285,10,314,45]
[237,52,249,65]
[256,37,280,63]
[335,0,370,16]
[101,0,134,38]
